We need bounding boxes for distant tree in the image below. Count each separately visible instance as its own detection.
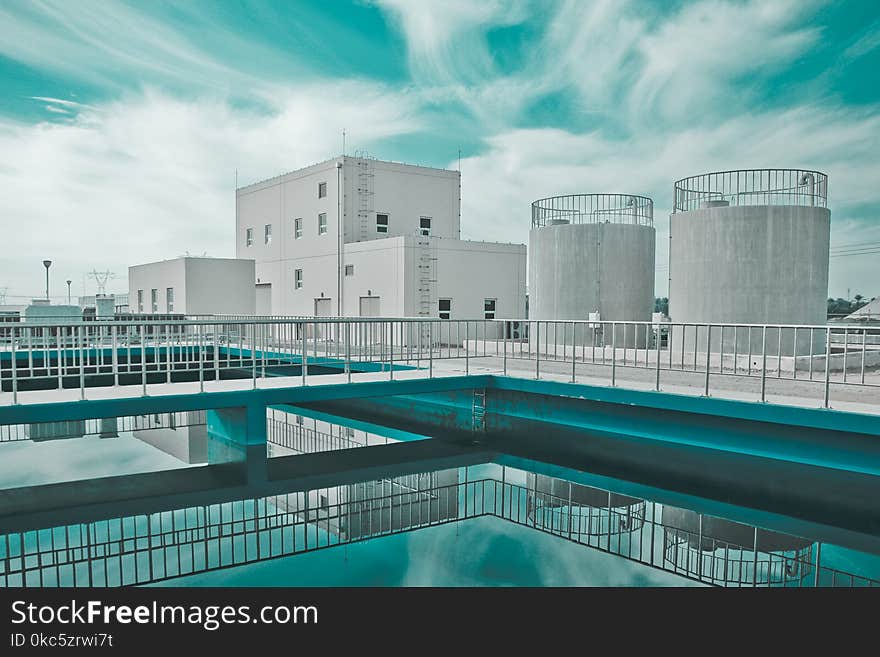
[654,297,669,315]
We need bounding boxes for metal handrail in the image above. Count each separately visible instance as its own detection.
[531,193,654,228]
[673,168,828,212]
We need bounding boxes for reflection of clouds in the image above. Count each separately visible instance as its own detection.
[400,517,700,587]
[0,433,192,488]
[162,516,700,587]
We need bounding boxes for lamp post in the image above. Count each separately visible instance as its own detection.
[66,280,72,304]
[42,260,52,301]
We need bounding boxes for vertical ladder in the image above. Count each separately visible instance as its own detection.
[416,234,436,343]
[356,155,374,242]
[472,388,487,434]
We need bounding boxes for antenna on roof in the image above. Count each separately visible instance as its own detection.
[342,128,346,156]
[458,148,461,172]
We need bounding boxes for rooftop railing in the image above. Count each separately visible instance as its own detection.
[673,169,828,213]
[1,316,877,411]
[531,193,654,229]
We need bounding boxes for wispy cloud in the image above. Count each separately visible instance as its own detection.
[0,82,423,298]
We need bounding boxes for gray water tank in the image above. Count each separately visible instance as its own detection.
[669,169,830,354]
[529,193,656,346]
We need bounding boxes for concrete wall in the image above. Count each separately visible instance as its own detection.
[529,222,655,345]
[129,257,255,315]
[669,204,830,354]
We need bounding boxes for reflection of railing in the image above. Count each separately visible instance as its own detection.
[532,193,653,228]
[1,317,877,410]
[2,470,875,588]
[0,411,206,443]
[663,528,815,586]
[673,169,828,212]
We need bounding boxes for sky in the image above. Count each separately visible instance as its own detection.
[0,0,878,302]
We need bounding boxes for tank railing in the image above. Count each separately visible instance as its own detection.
[673,169,828,212]
[531,193,653,228]
[3,463,873,588]
[0,317,877,410]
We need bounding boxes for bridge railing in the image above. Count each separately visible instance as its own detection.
[1,317,877,409]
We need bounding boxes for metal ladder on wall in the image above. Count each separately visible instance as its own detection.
[472,389,487,437]
[355,155,374,242]
[416,234,436,344]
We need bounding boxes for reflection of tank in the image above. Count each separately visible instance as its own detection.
[526,473,645,537]
[661,506,813,585]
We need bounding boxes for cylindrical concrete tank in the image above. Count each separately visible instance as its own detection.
[529,193,656,346]
[669,169,830,355]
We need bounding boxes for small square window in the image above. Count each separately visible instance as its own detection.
[294,268,303,289]
[318,182,327,198]
[318,213,327,235]
[420,216,431,236]
[344,264,354,276]
[484,298,496,320]
[439,298,451,320]
[245,228,253,247]
[294,217,302,239]
[264,224,272,244]
[376,213,389,233]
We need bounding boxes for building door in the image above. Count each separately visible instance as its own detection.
[314,298,333,340]
[255,283,271,316]
[359,296,382,345]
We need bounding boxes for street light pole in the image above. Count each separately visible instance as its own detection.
[66,280,72,304]
[43,260,52,301]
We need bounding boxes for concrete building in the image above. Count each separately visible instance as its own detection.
[236,156,526,320]
[529,193,655,345]
[128,257,256,316]
[669,169,830,354]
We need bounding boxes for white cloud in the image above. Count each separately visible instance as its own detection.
[0,82,423,299]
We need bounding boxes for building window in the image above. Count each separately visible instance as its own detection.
[484,298,496,320]
[150,289,158,313]
[167,287,175,313]
[296,415,304,425]
[294,268,303,289]
[439,298,452,320]
[318,182,327,198]
[137,289,143,313]
[344,264,354,276]
[245,227,253,247]
[420,216,432,236]
[376,213,389,233]
[319,494,329,509]
[294,217,302,239]
[264,224,272,244]
[344,427,355,438]
[318,213,327,235]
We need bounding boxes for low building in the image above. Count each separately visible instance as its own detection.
[128,257,256,316]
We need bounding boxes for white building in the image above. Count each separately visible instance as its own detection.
[235,156,526,320]
[128,257,256,316]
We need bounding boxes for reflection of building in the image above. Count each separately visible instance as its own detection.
[265,409,459,540]
[526,472,645,537]
[131,411,208,464]
[661,506,813,585]
[25,420,86,442]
